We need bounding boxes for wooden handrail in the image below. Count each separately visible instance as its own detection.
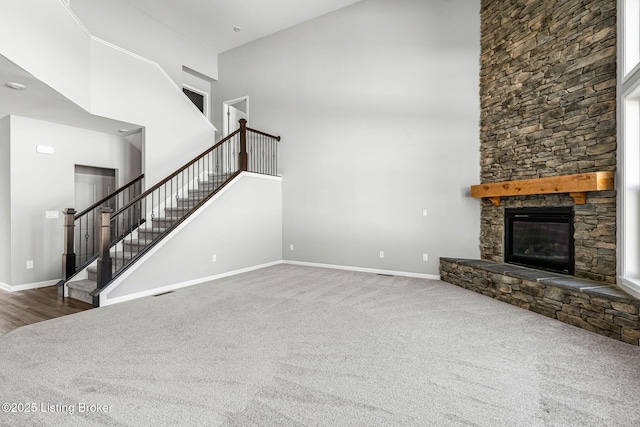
[111,129,241,218]
[246,127,281,141]
[75,174,145,218]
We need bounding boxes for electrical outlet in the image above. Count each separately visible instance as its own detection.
[290,244,294,251]
[26,260,34,269]
[212,254,217,262]
[423,254,429,262]
[422,209,428,217]
[379,251,385,259]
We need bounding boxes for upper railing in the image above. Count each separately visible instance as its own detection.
[61,119,281,306]
[246,126,281,176]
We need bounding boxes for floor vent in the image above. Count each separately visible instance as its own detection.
[154,291,176,297]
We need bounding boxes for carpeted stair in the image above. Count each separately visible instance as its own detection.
[66,172,232,304]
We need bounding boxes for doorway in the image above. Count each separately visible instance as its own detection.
[74,165,117,265]
[74,165,117,212]
[223,96,249,137]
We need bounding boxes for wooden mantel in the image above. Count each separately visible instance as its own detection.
[470,171,614,206]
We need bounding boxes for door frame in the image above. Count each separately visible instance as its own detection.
[222,96,250,137]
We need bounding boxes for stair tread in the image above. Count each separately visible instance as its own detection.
[67,279,97,293]
[137,226,167,233]
[110,250,138,258]
[123,238,154,245]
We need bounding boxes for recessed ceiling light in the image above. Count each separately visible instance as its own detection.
[118,129,129,133]
[6,82,26,90]
[233,26,242,32]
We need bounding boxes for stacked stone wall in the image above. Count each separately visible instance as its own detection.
[479,0,617,283]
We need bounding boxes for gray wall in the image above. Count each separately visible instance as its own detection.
[215,0,481,276]
[8,116,141,287]
[0,117,10,285]
[104,174,282,301]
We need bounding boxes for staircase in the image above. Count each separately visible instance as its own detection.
[62,119,281,307]
[66,172,233,304]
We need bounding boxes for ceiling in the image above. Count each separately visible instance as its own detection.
[0,0,361,136]
[0,55,139,136]
[119,0,362,53]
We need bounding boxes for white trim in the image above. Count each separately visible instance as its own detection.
[102,258,441,306]
[222,96,250,137]
[619,277,640,300]
[1,279,59,292]
[283,260,441,280]
[99,172,282,305]
[618,0,640,298]
[101,260,283,306]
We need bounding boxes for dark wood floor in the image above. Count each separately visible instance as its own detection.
[0,286,92,336]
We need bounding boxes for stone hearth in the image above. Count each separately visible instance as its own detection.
[440,258,640,345]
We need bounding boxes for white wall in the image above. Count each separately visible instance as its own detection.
[8,116,141,287]
[0,0,91,110]
[103,173,282,303]
[0,117,10,286]
[70,0,218,83]
[215,0,481,276]
[2,0,218,189]
[89,40,217,186]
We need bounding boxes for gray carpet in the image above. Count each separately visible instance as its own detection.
[1,264,639,426]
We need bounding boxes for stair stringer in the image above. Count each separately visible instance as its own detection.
[97,172,283,306]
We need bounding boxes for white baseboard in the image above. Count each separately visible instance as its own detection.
[283,260,440,280]
[1,279,59,292]
[101,260,283,306]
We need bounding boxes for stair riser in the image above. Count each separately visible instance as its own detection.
[87,260,129,281]
[175,199,203,208]
[137,230,165,240]
[68,287,92,305]
[152,218,178,227]
[164,207,190,213]
[187,190,213,198]
[122,242,149,253]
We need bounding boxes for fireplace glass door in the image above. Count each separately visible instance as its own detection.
[504,207,574,274]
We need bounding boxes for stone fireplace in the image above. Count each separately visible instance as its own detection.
[438,0,640,346]
[476,0,617,284]
[481,192,615,283]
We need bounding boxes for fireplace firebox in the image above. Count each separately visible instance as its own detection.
[504,207,574,275]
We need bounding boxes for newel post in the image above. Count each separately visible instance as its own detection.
[239,118,248,172]
[60,208,76,297]
[96,207,113,290]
